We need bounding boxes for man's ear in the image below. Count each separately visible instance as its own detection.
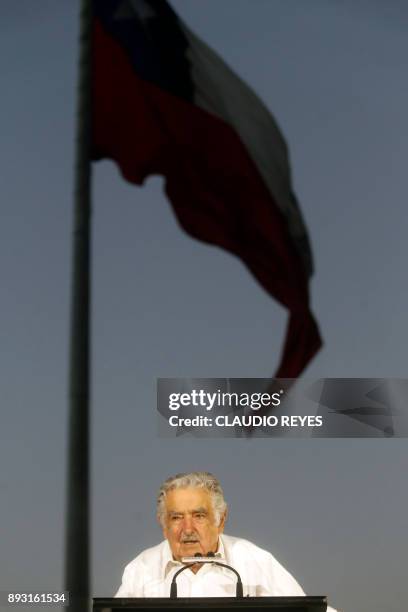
[218,509,227,533]
[158,515,167,539]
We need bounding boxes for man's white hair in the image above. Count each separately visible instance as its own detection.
[157,471,227,527]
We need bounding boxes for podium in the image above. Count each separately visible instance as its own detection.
[93,597,327,612]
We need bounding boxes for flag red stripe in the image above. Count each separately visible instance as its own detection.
[92,20,322,376]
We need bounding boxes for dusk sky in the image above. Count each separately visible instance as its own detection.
[1,2,408,612]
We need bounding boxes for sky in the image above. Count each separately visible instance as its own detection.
[1,1,408,611]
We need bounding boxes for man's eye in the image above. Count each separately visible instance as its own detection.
[170,515,182,521]
[194,513,206,519]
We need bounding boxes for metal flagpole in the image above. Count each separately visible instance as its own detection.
[65,0,93,610]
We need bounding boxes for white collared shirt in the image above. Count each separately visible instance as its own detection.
[115,533,337,612]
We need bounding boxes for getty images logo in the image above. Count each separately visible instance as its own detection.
[168,389,285,411]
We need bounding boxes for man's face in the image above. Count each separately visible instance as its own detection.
[161,487,226,561]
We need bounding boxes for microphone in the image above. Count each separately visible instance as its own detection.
[181,552,222,563]
[170,552,244,598]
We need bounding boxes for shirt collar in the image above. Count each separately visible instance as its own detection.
[163,536,226,578]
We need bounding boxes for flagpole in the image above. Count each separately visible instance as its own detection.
[65,0,93,610]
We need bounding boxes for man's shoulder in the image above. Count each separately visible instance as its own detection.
[123,540,168,572]
[222,534,275,563]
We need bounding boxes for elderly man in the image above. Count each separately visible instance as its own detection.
[116,472,338,611]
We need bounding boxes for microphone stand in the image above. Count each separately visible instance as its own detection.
[170,557,243,598]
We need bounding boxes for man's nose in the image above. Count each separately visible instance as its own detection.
[182,515,194,530]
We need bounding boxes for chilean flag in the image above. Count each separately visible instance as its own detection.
[91,0,322,377]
